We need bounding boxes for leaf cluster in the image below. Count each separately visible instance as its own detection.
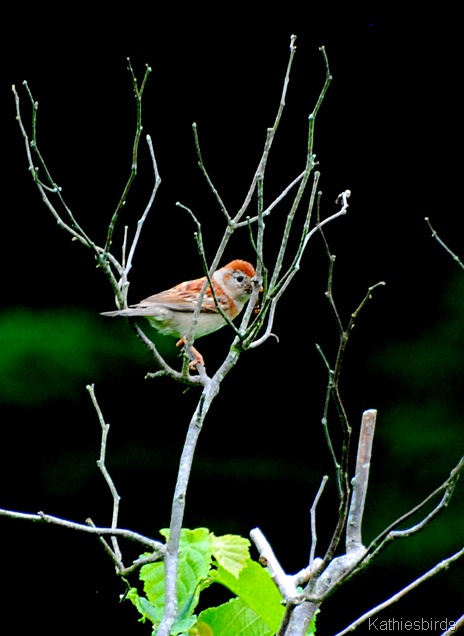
[127,528,316,636]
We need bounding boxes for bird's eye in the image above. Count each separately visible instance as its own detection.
[236,275,244,283]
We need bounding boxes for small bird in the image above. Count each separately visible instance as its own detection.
[101,259,260,367]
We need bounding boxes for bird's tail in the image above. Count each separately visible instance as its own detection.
[100,309,134,317]
[100,307,160,317]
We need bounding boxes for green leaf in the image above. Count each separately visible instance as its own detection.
[158,527,213,593]
[198,598,274,636]
[213,559,285,633]
[211,534,250,577]
[130,529,214,632]
[127,530,320,635]
[126,587,160,623]
[307,612,318,635]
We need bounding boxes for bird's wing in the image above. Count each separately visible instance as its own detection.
[136,281,220,313]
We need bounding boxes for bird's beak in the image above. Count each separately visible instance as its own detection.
[252,275,264,292]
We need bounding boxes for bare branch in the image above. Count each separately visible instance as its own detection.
[157,342,254,636]
[309,46,332,145]
[364,453,464,564]
[234,171,306,228]
[250,527,299,601]
[248,191,351,350]
[270,43,333,291]
[335,545,464,636]
[0,507,164,552]
[442,614,464,636]
[87,384,123,564]
[192,122,232,224]
[118,552,165,576]
[346,409,377,554]
[158,383,216,634]
[12,81,131,304]
[105,60,152,253]
[234,34,298,225]
[85,517,124,569]
[281,600,321,636]
[310,476,329,566]
[134,323,206,387]
[124,134,162,285]
[425,217,464,271]
[12,85,100,248]
[312,225,385,575]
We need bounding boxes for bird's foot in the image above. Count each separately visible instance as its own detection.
[176,337,205,369]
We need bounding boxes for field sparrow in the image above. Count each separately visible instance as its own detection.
[102,259,261,366]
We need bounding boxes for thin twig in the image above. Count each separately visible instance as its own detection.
[133,323,205,387]
[317,346,341,492]
[173,34,307,361]
[334,545,464,636]
[306,46,332,160]
[12,85,99,246]
[234,34,298,225]
[314,269,385,575]
[234,171,306,228]
[105,61,152,253]
[20,81,96,247]
[363,453,464,564]
[0,507,165,552]
[12,82,124,300]
[248,199,346,349]
[310,476,329,565]
[193,122,232,223]
[269,42,332,291]
[124,134,162,282]
[177,202,243,342]
[425,217,464,271]
[118,552,165,576]
[87,384,123,563]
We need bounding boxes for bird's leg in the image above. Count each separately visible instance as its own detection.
[176,337,205,369]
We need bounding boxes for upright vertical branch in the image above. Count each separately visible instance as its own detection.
[157,352,241,636]
[86,384,123,566]
[247,188,350,350]
[310,475,329,565]
[307,46,332,155]
[157,396,211,636]
[105,60,152,253]
[125,135,161,273]
[235,34,298,225]
[314,209,385,572]
[270,44,332,290]
[346,409,377,553]
[193,123,232,224]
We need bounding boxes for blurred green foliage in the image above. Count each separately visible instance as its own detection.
[363,273,464,568]
[0,308,155,405]
[375,272,464,465]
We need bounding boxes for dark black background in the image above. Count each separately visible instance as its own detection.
[2,7,464,635]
